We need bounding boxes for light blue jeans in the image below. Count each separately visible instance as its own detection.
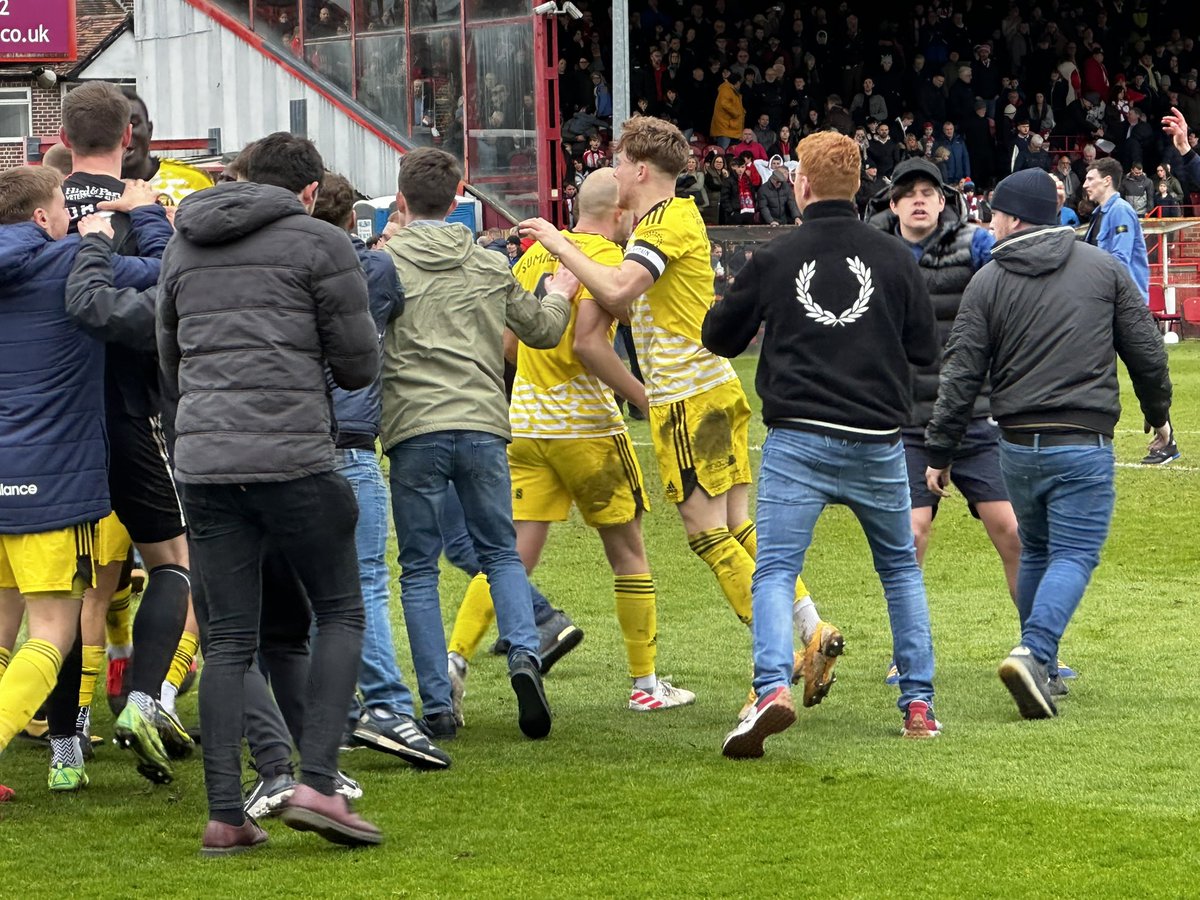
[387,430,540,717]
[999,438,1115,670]
[335,447,415,718]
[751,429,936,712]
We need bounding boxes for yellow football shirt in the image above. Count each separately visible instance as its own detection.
[150,160,214,205]
[623,196,737,406]
[509,230,627,439]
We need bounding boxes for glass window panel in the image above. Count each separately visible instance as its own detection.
[251,1,301,52]
[353,0,404,32]
[303,0,354,93]
[0,101,30,141]
[465,0,527,22]
[356,33,407,134]
[465,22,538,218]
[410,29,464,158]
[412,0,460,28]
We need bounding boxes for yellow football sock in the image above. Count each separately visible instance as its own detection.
[447,574,496,661]
[0,646,10,682]
[78,644,105,710]
[0,639,62,752]
[688,527,754,624]
[732,518,812,603]
[614,574,657,679]
[106,586,133,649]
[166,630,200,690]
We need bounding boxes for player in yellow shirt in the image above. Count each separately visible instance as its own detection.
[448,170,694,715]
[521,117,842,707]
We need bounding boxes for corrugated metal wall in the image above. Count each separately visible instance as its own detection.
[133,0,401,197]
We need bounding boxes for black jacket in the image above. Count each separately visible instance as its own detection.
[702,200,938,438]
[925,226,1171,467]
[756,178,801,225]
[157,182,379,484]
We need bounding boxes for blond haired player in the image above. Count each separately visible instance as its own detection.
[522,117,843,706]
[449,170,694,715]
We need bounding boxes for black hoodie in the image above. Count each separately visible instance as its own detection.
[702,200,938,439]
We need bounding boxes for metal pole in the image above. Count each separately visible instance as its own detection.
[611,0,629,132]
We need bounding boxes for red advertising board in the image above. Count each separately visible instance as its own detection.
[0,0,77,63]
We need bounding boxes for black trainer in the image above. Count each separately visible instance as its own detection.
[417,711,457,742]
[244,772,297,819]
[1141,438,1181,465]
[510,653,552,739]
[537,610,584,675]
[353,709,451,770]
[998,646,1058,720]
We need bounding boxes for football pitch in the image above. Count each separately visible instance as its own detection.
[1,351,1198,898]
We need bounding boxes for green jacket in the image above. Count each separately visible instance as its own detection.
[379,222,570,449]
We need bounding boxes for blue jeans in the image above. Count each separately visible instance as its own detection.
[439,484,556,625]
[387,430,540,716]
[999,438,1115,669]
[336,448,415,718]
[752,429,935,712]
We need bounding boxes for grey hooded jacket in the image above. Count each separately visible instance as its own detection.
[925,225,1171,467]
[157,181,379,483]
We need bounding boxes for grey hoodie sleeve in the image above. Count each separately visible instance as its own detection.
[925,273,993,467]
[313,230,380,391]
[504,278,571,349]
[1111,263,1172,428]
[66,234,157,350]
[156,246,182,398]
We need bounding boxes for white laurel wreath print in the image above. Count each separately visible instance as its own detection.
[794,257,873,327]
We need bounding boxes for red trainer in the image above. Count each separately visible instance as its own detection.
[901,700,942,739]
[106,656,130,715]
[0,783,14,802]
[721,684,797,759]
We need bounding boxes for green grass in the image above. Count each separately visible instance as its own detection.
[3,349,1200,898]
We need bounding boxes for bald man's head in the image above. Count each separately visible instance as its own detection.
[576,168,620,219]
[42,143,73,177]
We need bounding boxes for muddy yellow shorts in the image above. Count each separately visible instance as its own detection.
[508,431,648,528]
[0,522,98,597]
[648,379,753,504]
[94,511,133,567]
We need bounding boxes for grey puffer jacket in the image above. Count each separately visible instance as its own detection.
[925,225,1171,467]
[157,182,379,483]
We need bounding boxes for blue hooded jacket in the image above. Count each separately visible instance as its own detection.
[329,236,405,441]
[0,212,165,534]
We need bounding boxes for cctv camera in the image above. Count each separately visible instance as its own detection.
[563,2,583,18]
[32,67,57,90]
[533,1,557,15]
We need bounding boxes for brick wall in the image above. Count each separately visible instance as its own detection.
[0,77,64,170]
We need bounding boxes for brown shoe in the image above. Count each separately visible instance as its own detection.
[281,783,383,847]
[200,819,269,857]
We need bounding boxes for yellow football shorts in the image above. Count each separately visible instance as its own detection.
[0,522,98,597]
[94,511,133,567]
[508,432,648,528]
[648,379,753,504]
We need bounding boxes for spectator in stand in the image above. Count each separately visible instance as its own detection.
[1177,71,1200,132]
[962,101,996,188]
[971,43,1001,117]
[757,65,788,129]
[1155,163,1184,204]
[867,122,903,178]
[592,73,612,120]
[710,72,746,150]
[1082,46,1111,102]
[1051,174,1080,226]
[723,155,759,224]
[756,164,801,226]
[1027,91,1055,133]
[1072,143,1098,184]
[1025,135,1053,172]
[855,161,882,214]
[933,145,953,182]
[752,114,776,151]
[1114,107,1155,172]
[903,133,924,160]
[919,121,937,157]
[767,125,796,162]
[1055,154,1082,205]
[1119,161,1154,215]
[1008,116,1034,172]
[850,77,888,127]
[582,135,607,172]
[677,154,709,210]
[729,128,767,162]
[823,94,856,136]
[948,66,977,127]
[505,236,523,268]
[917,72,948,130]
[705,152,732,222]
[1154,179,1183,216]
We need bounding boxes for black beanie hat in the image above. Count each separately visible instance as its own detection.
[990,169,1058,226]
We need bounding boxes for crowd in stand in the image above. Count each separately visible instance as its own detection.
[555,0,1200,225]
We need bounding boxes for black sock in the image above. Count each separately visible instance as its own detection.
[47,630,83,738]
[128,563,191,695]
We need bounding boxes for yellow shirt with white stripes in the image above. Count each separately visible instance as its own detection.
[509,231,627,439]
[622,196,737,406]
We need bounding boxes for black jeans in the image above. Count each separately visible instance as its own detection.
[180,472,364,824]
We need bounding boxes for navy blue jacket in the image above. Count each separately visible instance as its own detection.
[0,210,166,534]
[330,236,404,442]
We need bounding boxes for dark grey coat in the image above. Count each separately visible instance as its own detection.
[157,182,378,483]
